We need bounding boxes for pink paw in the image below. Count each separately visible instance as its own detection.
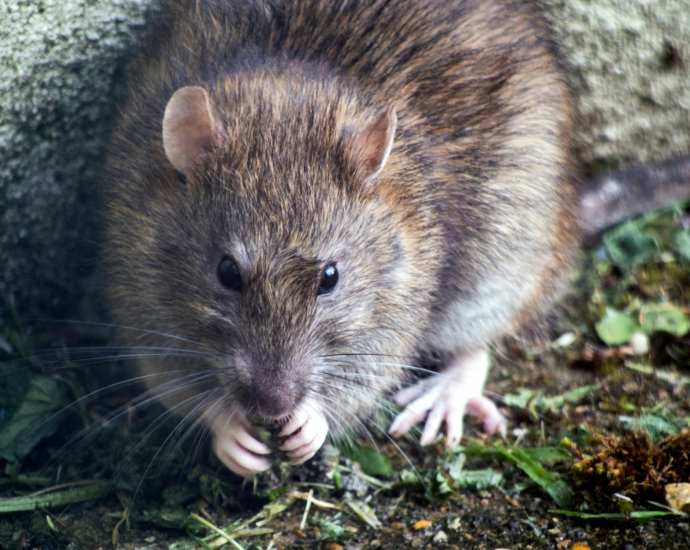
[388,349,506,448]
[212,413,272,476]
[279,403,329,465]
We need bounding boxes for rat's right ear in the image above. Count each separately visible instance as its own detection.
[349,105,397,182]
[162,86,220,180]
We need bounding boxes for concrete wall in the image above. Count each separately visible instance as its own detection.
[1,0,689,321]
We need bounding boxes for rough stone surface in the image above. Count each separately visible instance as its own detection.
[0,0,148,319]
[1,0,689,320]
[543,0,690,168]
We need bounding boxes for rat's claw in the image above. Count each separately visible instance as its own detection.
[467,396,507,437]
[279,403,329,465]
[389,349,505,447]
[212,414,272,476]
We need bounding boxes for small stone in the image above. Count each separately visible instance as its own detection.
[323,543,344,550]
[293,528,307,538]
[446,517,462,531]
[432,530,448,544]
[413,519,432,531]
[629,332,649,355]
[391,522,406,530]
[552,332,577,348]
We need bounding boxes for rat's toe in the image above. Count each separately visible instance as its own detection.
[467,396,506,436]
[212,415,273,476]
[214,433,272,476]
[280,405,328,457]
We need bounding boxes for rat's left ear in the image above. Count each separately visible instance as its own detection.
[162,86,221,181]
[350,105,397,182]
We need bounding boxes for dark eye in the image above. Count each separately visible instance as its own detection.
[217,257,243,291]
[318,263,338,296]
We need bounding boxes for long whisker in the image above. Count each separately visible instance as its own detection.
[48,372,218,466]
[25,319,216,352]
[130,387,225,503]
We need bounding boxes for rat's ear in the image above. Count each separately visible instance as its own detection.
[162,86,220,180]
[350,105,397,181]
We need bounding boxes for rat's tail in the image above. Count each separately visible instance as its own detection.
[578,156,690,237]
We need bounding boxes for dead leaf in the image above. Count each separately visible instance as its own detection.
[413,519,431,530]
[665,483,690,512]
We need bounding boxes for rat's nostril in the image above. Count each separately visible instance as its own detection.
[250,382,300,419]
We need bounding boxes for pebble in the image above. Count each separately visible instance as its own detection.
[629,332,649,355]
[432,531,448,544]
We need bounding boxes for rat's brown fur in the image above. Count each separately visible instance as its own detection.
[105,0,580,437]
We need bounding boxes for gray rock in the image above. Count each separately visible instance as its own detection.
[0,0,148,319]
[543,0,690,167]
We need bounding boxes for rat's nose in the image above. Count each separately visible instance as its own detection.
[248,378,300,419]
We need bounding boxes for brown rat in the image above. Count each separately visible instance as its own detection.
[104,0,618,476]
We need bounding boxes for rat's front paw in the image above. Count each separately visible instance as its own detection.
[388,349,506,448]
[212,413,273,476]
[279,403,329,465]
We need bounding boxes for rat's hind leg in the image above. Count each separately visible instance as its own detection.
[388,349,506,447]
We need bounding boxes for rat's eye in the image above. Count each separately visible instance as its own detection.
[318,263,338,296]
[217,257,243,292]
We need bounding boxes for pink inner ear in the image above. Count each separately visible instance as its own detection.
[162,86,218,178]
[351,105,397,180]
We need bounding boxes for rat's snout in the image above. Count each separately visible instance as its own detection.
[243,365,303,419]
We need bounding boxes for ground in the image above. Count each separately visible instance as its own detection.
[1,206,690,550]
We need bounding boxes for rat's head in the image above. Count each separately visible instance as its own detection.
[108,81,441,430]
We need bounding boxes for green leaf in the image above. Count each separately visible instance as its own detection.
[458,445,573,508]
[619,413,682,441]
[447,464,503,490]
[0,375,70,462]
[640,304,690,337]
[460,445,570,463]
[340,445,391,478]
[595,308,639,346]
[503,388,537,408]
[435,472,455,497]
[315,515,354,542]
[0,482,110,513]
[141,507,204,535]
[519,447,573,462]
[672,229,690,261]
[400,469,419,486]
[603,220,658,269]
[345,500,382,528]
[538,385,599,412]
[505,448,573,509]
[550,509,678,521]
[0,362,31,432]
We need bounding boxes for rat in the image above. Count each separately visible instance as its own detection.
[103,0,689,476]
